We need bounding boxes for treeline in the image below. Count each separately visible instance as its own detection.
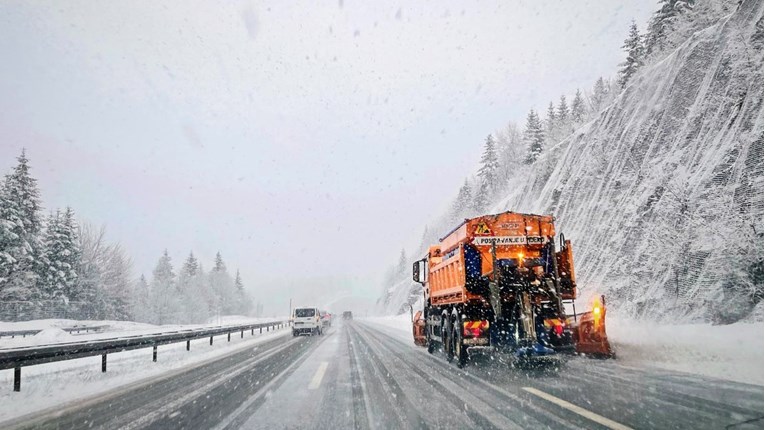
[132,251,253,324]
[379,0,731,312]
[0,151,252,323]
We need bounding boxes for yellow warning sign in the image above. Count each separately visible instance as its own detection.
[474,222,492,236]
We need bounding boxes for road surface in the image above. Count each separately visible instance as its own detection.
[3,321,762,429]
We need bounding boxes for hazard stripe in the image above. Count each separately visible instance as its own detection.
[463,321,490,330]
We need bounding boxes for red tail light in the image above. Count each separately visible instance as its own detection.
[553,323,564,336]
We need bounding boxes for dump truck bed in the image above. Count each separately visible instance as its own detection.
[429,212,560,306]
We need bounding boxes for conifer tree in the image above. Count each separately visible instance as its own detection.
[618,20,645,88]
[182,252,199,278]
[557,95,569,123]
[523,109,545,164]
[571,89,586,123]
[397,249,407,275]
[209,252,237,316]
[477,135,500,195]
[150,250,178,324]
[644,0,684,57]
[232,269,252,316]
[451,180,473,220]
[131,274,151,322]
[40,207,80,300]
[234,270,244,292]
[545,101,556,132]
[591,77,608,111]
[472,181,490,212]
[213,252,227,273]
[0,150,44,300]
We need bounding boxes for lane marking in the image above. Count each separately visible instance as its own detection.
[213,333,334,430]
[522,386,632,430]
[308,362,329,390]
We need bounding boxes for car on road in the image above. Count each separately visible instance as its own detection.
[320,310,332,328]
[292,307,322,336]
[342,311,353,320]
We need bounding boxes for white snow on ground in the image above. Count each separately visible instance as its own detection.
[608,317,764,386]
[362,314,764,386]
[0,318,155,332]
[0,317,285,348]
[207,315,288,326]
[361,314,414,346]
[0,320,290,423]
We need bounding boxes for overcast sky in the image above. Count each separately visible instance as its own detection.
[0,1,654,315]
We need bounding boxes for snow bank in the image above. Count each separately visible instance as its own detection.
[0,318,155,332]
[362,314,413,345]
[206,315,288,325]
[608,317,764,385]
[362,315,764,386]
[27,328,70,344]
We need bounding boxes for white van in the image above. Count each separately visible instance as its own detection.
[292,307,323,336]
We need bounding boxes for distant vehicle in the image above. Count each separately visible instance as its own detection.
[320,310,332,328]
[342,311,353,320]
[292,307,323,336]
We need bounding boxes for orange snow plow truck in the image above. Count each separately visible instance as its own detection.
[411,211,612,367]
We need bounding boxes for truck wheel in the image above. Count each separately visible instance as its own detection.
[440,315,448,351]
[444,315,455,363]
[426,318,436,354]
[427,319,436,354]
[454,313,467,368]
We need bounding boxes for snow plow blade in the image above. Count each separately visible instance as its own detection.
[569,295,613,357]
[412,310,428,347]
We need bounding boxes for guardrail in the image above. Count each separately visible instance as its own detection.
[62,325,110,334]
[0,320,289,391]
[0,325,111,339]
[0,330,42,339]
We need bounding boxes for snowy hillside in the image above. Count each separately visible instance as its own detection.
[379,0,764,322]
[497,0,763,322]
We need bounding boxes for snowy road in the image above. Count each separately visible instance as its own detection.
[3,321,762,429]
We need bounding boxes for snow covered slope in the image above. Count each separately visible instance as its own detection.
[495,0,763,322]
[379,1,763,322]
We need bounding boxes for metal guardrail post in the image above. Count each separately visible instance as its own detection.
[152,346,157,362]
[186,340,190,351]
[102,354,107,372]
[227,332,231,342]
[13,367,20,392]
[260,327,262,334]
[240,329,243,338]
[210,335,213,345]
[251,328,254,335]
